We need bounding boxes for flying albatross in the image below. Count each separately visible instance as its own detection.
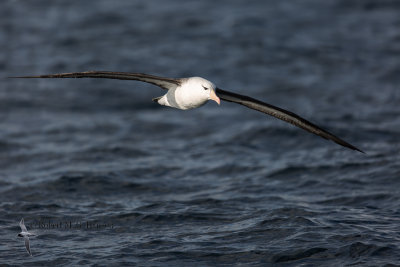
[18,218,35,256]
[12,71,364,153]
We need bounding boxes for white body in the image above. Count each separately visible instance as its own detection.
[157,77,219,110]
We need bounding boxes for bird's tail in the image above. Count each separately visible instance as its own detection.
[152,96,162,103]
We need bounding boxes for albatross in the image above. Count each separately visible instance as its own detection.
[12,71,363,153]
[18,218,35,256]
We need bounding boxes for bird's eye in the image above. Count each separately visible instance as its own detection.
[202,86,208,90]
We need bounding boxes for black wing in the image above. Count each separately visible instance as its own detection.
[11,71,181,90]
[216,88,364,153]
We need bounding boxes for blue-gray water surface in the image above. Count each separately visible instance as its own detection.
[1,0,400,266]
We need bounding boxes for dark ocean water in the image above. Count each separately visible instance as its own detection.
[1,0,400,266]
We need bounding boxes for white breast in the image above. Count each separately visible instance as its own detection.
[158,77,210,110]
[174,87,207,110]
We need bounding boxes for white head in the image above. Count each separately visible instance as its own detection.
[184,77,220,106]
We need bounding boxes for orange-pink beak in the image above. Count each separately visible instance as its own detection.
[210,89,220,105]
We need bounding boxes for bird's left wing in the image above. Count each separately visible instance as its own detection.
[20,218,27,232]
[216,88,364,153]
[11,71,181,90]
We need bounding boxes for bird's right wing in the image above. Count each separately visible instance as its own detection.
[11,71,181,90]
[24,237,32,256]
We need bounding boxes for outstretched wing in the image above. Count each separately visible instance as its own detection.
[20,218,28,232]
[24,237,32,256]
[216,88,364,153]
[11,71,181,90]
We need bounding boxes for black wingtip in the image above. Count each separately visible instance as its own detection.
[9,75,50,78]
[349,146,365,154]
[354,147,366,154]
[8,76,38,78]
[333,139,365,154]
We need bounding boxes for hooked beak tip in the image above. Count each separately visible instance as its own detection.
[210,90,221,105]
